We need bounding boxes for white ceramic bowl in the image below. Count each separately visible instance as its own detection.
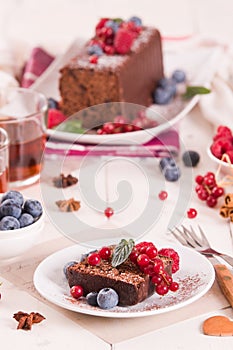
[0,210,45,260]
[207,146,233,176]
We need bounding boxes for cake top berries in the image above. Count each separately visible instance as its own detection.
[87,16,143,62]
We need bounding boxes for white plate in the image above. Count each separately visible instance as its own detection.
[32,39,222,145]
[33,239,215,318]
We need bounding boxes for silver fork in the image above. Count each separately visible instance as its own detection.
[169,225,233,268]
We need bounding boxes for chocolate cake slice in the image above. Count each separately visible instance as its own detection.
[66,253,172,306]
[59,25,164,129]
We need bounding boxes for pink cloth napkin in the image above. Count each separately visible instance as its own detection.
[21,47,54,88]
[46,130,180,158]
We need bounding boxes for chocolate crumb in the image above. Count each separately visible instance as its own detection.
[53,173,78,188]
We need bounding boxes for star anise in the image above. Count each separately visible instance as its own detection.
[13,311,45,330]
[56,198,81,212]
[53,173,78,188]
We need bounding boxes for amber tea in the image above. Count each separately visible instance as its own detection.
[0,88,47,187]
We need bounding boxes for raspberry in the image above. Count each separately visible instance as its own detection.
[158,248,180,273]
[95,18,109,31]
[210,138,233,159]
[214,125,232,140]
[47,108,67,129]
[226,150,233,163]
[114,29,135,54]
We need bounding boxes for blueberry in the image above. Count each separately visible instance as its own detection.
[48,97,59,110]
[182,150,200,167]
[159,157,176,170]
[157,78,176,96]
[23,199,43,218]
[0,199,22,218]
[153,87,173,105]
[97,288,119,309]
[163,167,181,182]
[1,190,24,206]
[18,213,34,228]
[0,216,20,230]
[172,69,186,83]
[63,261,77,278]
[128,16,142,27]
[105,20,119,33]
[87,44,103,57]
[159,157,181,182]
[86,291,98,306]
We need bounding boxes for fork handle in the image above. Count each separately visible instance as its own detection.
[217,253,233,268]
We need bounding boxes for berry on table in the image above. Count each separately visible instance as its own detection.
[70,285,83,299]
[159,157,181,182]
[158,190,168,200]
[104,207,114,218]
[182,150,200,167]
[187,208,197,219]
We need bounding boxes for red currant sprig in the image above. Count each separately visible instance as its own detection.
[195,172,224,208]
[130,242,179,296]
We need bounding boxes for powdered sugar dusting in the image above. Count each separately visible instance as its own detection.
[131,27,156,52]
[72,27,156,71]
[64,272,208,314]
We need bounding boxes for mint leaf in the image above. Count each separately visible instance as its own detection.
[111,239,135,267]
[56,120,85,134]
[183,86,211,99]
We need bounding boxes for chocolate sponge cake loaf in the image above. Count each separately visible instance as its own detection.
[59,17,164,128]
[66,240,176,307]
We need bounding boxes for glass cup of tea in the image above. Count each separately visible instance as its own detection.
[0,88,47,187]
[0,127,9,193]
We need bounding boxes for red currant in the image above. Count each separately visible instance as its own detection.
[70,285,83,299]
[187,208,197,219]
[158,190,168,200]
[143,263,155,276]
[145,245,157,259]
[129,249,139,263]
[89,55,98,64]
[151,274,162,285]
[137,254,150,268]
[197,189,208,201]
[169,281,179,292]
[195,175,204,185]
[212,186,224,198]
[99,246,111,260]
[152,258,164,273]
[88,253,101,266]
[156,282,169,295]
[104,207,114,218]
[206,195,217,208]
[102,122,115,134]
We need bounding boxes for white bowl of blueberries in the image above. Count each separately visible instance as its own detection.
[0,190,44,260]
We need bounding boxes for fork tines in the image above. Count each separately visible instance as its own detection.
[169,225,210,249]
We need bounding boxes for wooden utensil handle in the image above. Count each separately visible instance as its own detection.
[214,264,233,308]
